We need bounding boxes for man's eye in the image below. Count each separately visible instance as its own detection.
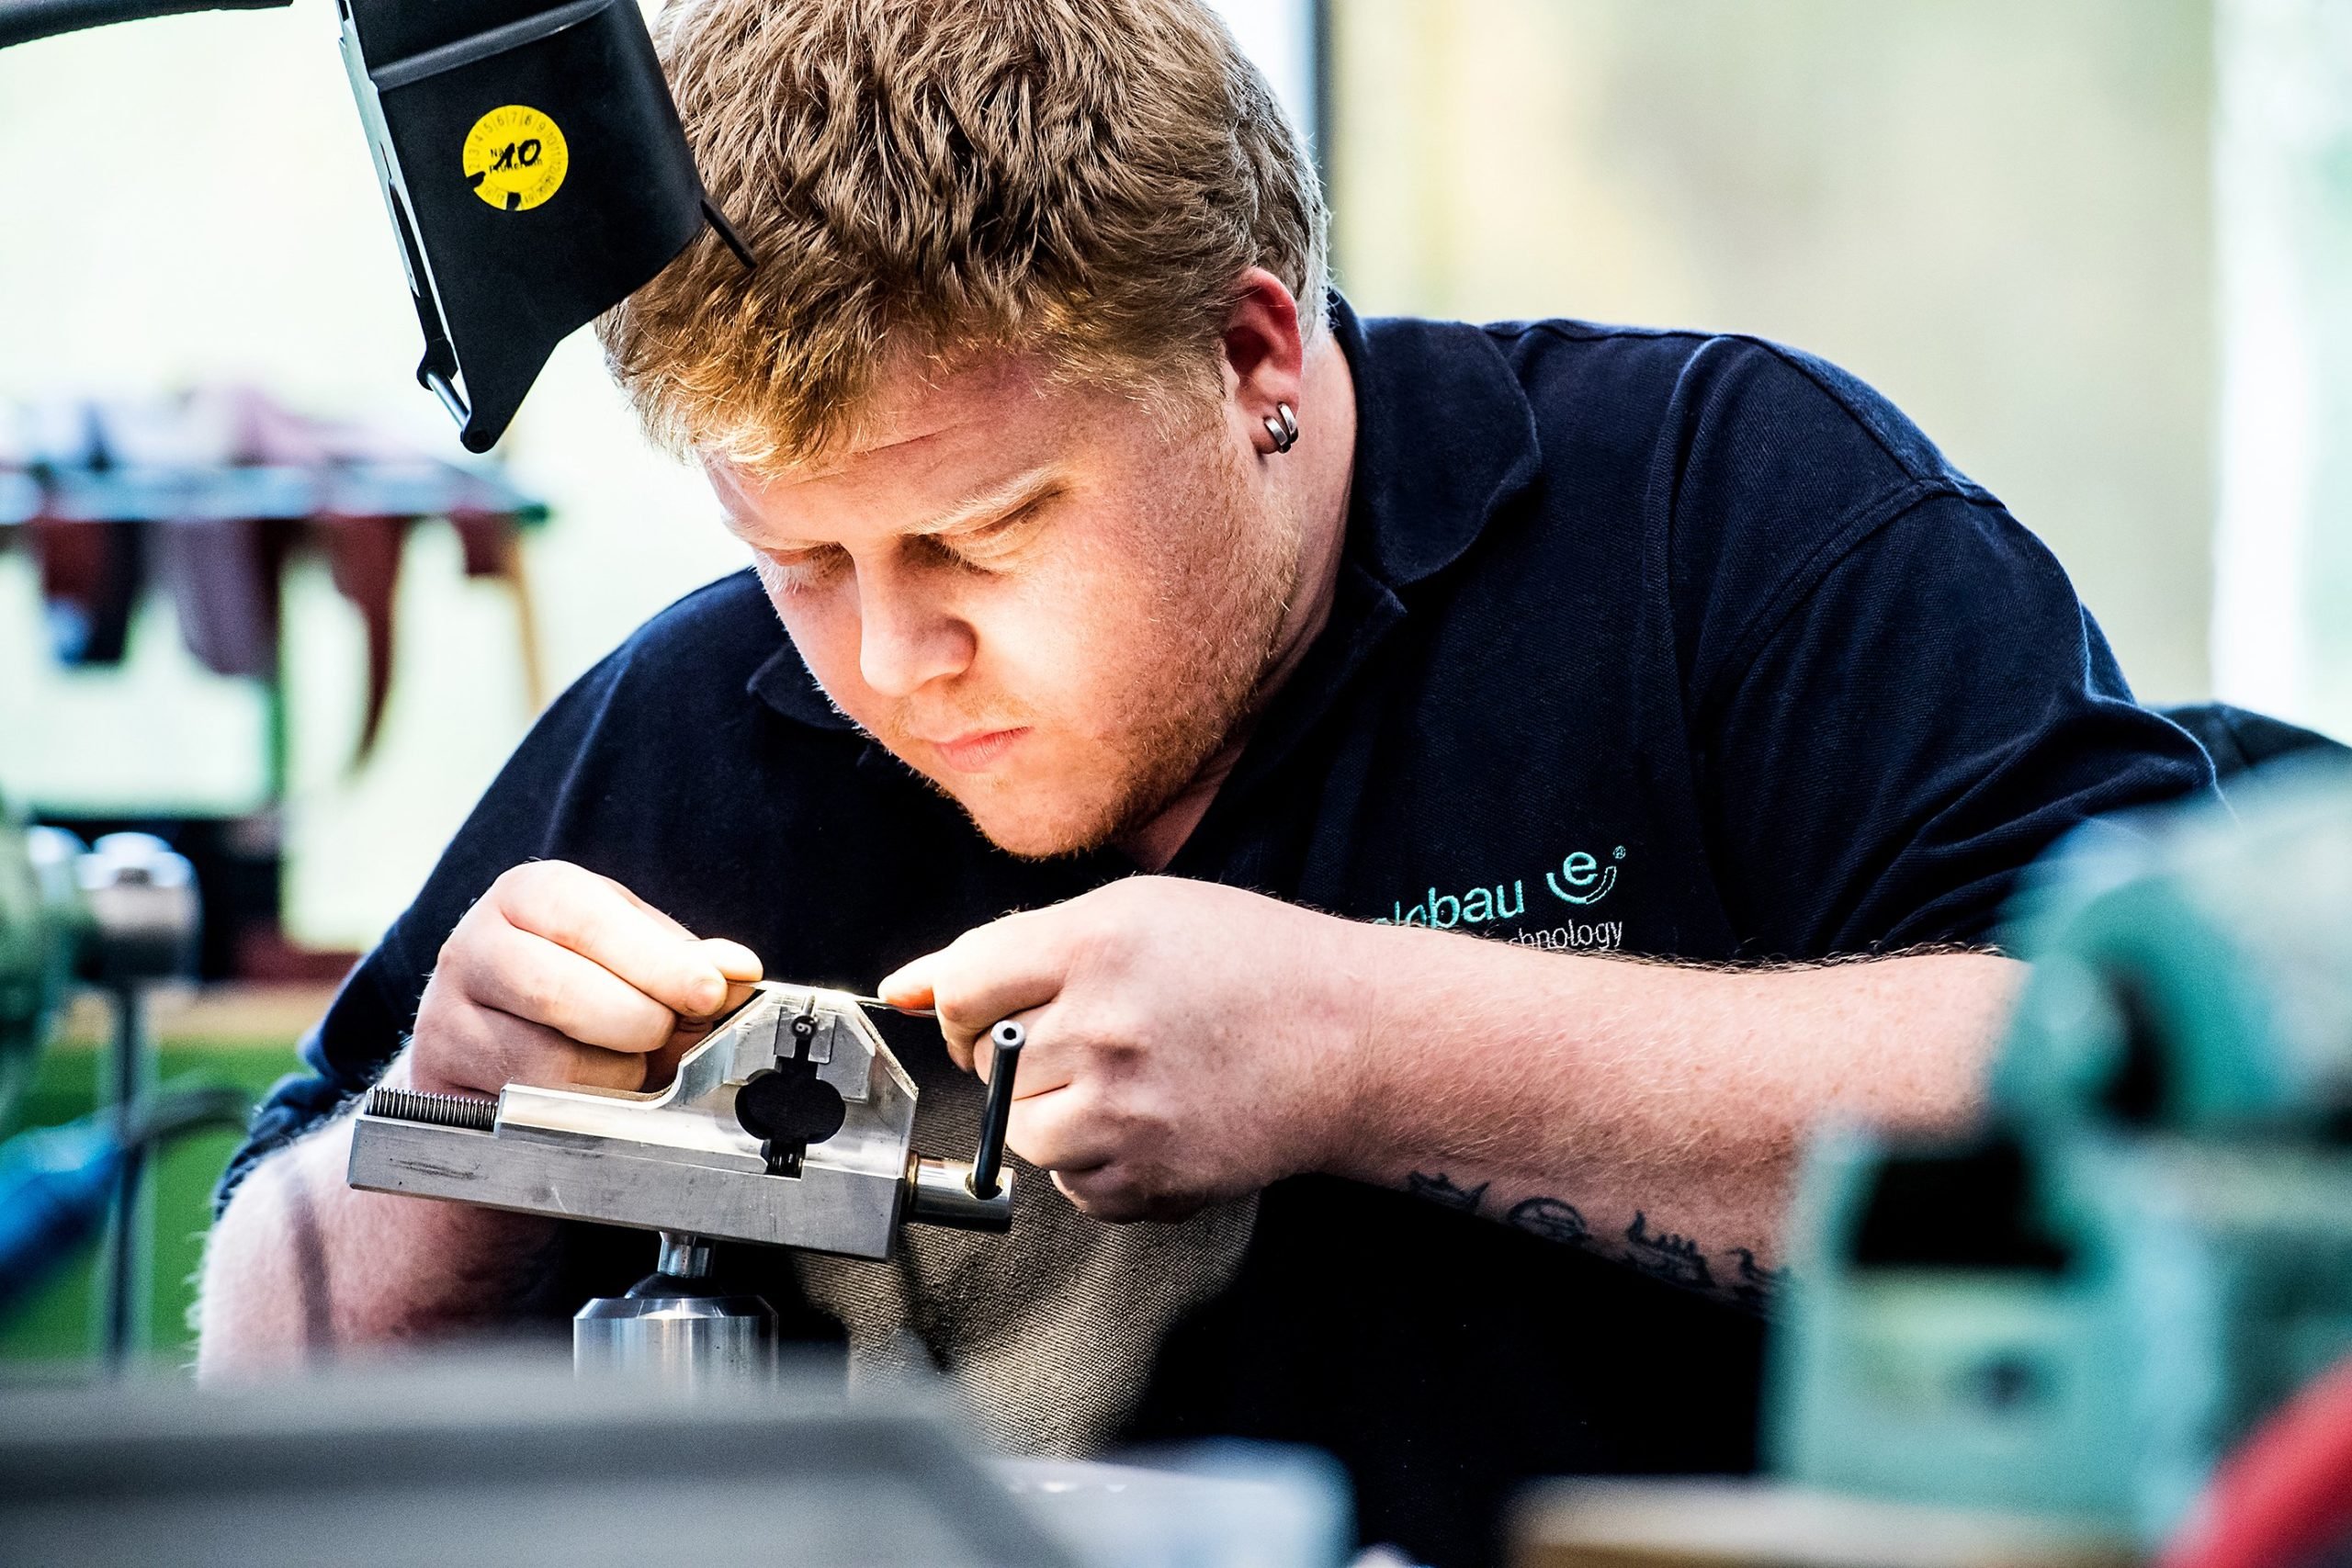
[759,547,847,592]
[934,502,1050,570]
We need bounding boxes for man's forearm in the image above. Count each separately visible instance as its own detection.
[195,1061,558,1379]
[1324,931,2021,1311]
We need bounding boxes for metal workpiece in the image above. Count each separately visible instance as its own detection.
[655,1230,714,1280]
[907,1156,1013,1232]
[348,983,1014,1261]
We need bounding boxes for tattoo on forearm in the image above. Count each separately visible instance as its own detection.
[1627,1213,1721,1297]
[1730,1247,1785,1312]
[1623,1210,1713,1290]
[1405,1170,1488,1213]
[1399,1177,1779,1314]
[1504,1196,1589,1244]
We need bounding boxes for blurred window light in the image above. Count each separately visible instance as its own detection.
[1205,0,1319,158]
[2213,0,2352,739]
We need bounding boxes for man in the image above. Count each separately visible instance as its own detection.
[197,0,2216,1561]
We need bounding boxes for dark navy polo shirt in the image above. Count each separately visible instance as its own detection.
[221,299,2217,1566]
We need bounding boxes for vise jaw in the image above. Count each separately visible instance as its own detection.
[348,983,1010,1260]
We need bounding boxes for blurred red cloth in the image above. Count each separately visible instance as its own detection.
[7,389,536,770]
[2161,1354,2352,1568]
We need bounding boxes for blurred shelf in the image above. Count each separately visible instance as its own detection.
[48,980,338,1050]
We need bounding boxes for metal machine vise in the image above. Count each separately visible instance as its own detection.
[349,984,1021,1381]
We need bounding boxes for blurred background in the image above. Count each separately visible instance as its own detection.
[0,0,2344,1365]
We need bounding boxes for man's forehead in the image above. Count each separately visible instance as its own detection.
[785,352,1056,475]
[704,358,1073,536]
[710,350,1053,479]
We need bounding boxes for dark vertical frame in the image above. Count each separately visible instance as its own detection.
[1310,0,1334,198]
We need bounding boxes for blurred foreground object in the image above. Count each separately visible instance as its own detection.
[1008,1450,1354,1568]
[1770,758,2352,1550]
[1513,1479,2132,1568]
[0,1360,1067,1568]
[0,1359,1353,1568]
[2161,1351,2352,1568]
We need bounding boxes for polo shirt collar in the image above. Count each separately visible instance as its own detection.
[748,629,856,730]
[1329,294,1542,590]
[745,294,1544,729]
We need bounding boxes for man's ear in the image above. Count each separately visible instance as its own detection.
[1222,267,1307,455]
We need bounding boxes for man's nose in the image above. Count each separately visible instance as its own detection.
[856,576,975,697]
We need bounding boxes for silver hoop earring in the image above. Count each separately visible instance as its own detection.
[1262,402,1299,455]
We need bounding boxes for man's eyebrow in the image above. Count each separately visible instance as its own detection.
[910,465,1065,536]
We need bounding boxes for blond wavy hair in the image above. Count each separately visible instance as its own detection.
[596,0,1329,471]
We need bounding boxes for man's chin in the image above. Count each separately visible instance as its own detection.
[954,790,1125,862]
[941,770,1170,862]
[890,729,1216,861]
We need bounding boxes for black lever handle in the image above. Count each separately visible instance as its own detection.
[967,1020,1024,1201]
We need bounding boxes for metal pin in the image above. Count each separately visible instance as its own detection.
[843,995,936,1018]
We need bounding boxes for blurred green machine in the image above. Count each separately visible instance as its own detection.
[1771,760,2352,1544]
[0,807,85,1123]
[0,801,243,1363]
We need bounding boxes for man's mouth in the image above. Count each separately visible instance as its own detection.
[921,726,1031,773]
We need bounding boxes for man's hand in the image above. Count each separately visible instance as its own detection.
[878,873,2014,1314]
[879,876,1369,1221]
[405,860,763,1098]
[198,862,763,1379]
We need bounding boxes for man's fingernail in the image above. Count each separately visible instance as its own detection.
[704,939,763,980]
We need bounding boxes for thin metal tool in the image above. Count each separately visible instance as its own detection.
[844,995,936,1018]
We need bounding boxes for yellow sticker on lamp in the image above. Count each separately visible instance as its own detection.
[463,105,569,212]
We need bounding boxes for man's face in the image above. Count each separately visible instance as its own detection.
[706,355,1304,858]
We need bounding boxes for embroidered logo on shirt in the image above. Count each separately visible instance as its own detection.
[1546,844,1625,905]
[1373,845,1629,951]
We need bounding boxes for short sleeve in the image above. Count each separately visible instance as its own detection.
[1692,492,2218,956]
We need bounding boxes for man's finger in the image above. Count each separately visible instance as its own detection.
[596,874,698,939]
[697,940,765,987]
[459,918,680,1055]
[492,863,740,1019]
[1055,1165,1199,1224]
[1051,1165,1129,1216]
[650,970,763,1088]
[422,1003,648,1096]
[880,910,1070,1066]
[1006,1084,1119,1174]
[604,878,766,995]
[874,957,936,1011]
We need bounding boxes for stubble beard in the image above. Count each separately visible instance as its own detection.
[1092,464,1303,852]
[962,441,1304,861]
